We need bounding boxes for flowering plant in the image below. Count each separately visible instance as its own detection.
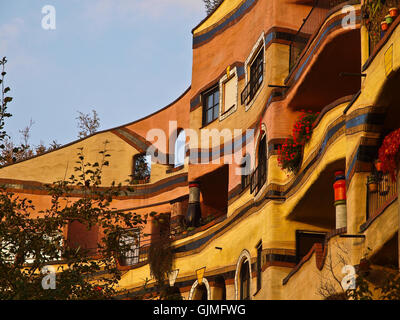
[378,128,400,180]
[277,138,302,173]
[278,110,319,173]
[292,110,319,146]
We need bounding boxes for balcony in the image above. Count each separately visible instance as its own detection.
[289,0,354,72]
[286,1,361,111]
[366,172,397,221]
[364,0,400,56]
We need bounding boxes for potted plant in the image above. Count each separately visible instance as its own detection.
[389,7,399,18]
[375,159,382,172]
[378,128,400,181]
[367,175,378,192]
[381,20,388,32]
[385,14,393,24]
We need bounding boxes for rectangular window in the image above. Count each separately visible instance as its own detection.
[222,76,236,113]
[256,242,262,292]
[241,47,264,105]
[202,86,220,126]
[295,231,326,263]
[119,229,140,266]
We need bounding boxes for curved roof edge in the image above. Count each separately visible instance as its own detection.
[0,86,191,168]
[191,0,225,34]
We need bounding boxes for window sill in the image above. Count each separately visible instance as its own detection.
[219,104,237,122]
[253,287,262,297]
[200,116,219,129]
[244,80,265,112]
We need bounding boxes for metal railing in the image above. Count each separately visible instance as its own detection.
[119,238,151,266]
[250,162,267,195]
[366,173,397,221]
[289,0,352,72]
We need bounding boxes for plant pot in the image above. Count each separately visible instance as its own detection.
[385,15,393,24]
[381,21,389,31]
[389,7,399,18]
[368,183,378,192]
[375,159,382,172]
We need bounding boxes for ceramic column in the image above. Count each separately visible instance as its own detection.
[186,181,201,227]
[333,171,347,229]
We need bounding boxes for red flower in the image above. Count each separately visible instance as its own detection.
[378,128,400,180]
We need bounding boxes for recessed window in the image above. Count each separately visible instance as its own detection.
[240,260,251,300]
[256,242,262,292]
[241,46,264,106]
[240,153,251,191]
[295,231,326,263]
[202,86,220,126]
[250,135,267,195]
[174,130,186,168]
[132,154,151,183]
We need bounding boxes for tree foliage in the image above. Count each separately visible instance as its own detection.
[0,60,151,299]
[203,0,223,14]
[0,144,149,299]
[77,110,100,139]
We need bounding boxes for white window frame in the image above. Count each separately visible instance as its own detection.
[219,66,238,121]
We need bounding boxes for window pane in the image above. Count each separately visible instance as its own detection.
[207,95,213,109]
[213,106,219,120]
[214,90,219,105]
[207,109,213,123]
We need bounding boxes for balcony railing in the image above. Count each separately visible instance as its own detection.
[250,162,267,195]
[366,173,397,221]
[366,0,400,56]
[289,0,352,72]
[119,238,151,266]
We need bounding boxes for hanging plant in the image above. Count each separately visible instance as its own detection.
[278,110,319,173]
[277,138,303,173]
[292,110,319,146]
[378,128,400,180]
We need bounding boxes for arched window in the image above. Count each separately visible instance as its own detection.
[250,134,267,194]
[174,130,186,167]
[240,260,250,300]
[257,134,267,171]
[193,283,208,300]
[240,153,251,190]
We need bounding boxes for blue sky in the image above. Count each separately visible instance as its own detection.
[0,0,205,146]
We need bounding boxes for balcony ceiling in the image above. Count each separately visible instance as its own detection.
[288,29,361,111]
[288,159,345,229]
